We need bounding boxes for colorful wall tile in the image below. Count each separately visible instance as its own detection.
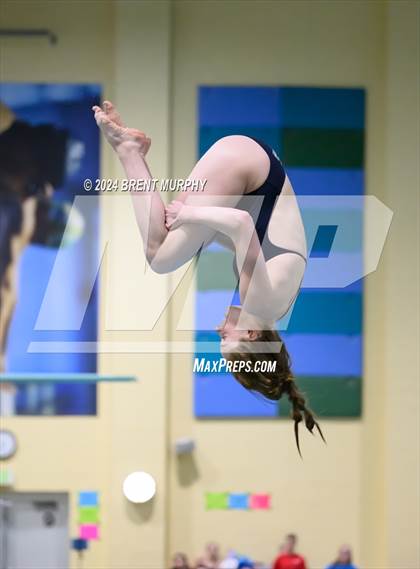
[205,492,271,511]
[78,491,100,541]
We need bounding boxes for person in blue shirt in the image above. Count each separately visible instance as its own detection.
[237,557,254,569]
[325,545,358,569]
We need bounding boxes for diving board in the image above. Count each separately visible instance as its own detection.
[0,374,137,383]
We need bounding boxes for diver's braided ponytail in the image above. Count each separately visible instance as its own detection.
[282,378,326,457]
[226,329,326,456]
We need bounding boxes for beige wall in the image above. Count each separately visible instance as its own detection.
[0,2,171,568]
[0,3,115,568]
[0,1,419,569]
[168,1,419,568]
[383,2,420,566]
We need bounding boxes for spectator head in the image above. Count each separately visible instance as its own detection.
[337,545,352,565]
[283,534,297,554]
[205,542,220,561]
[172,552,189,569]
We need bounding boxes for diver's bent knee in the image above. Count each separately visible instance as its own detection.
[148,259,170,274]
[149,253,189,274]
[147,250,173,274]
[146,253,165,274]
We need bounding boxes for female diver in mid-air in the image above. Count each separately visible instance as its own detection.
[93,101,325,454]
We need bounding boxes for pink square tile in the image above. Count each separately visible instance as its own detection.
[249,493,271,510]
[79,524,100,540]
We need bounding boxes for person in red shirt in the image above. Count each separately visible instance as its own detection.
[272,534,307,569]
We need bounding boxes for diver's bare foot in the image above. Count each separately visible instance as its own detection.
[92,104,151,156]
[103,100,124,127]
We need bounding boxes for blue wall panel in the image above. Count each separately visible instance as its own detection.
[194,86,364,418]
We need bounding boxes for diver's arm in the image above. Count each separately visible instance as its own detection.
[169,204,275,315]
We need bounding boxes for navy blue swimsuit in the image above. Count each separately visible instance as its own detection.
[232,136,299,279]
